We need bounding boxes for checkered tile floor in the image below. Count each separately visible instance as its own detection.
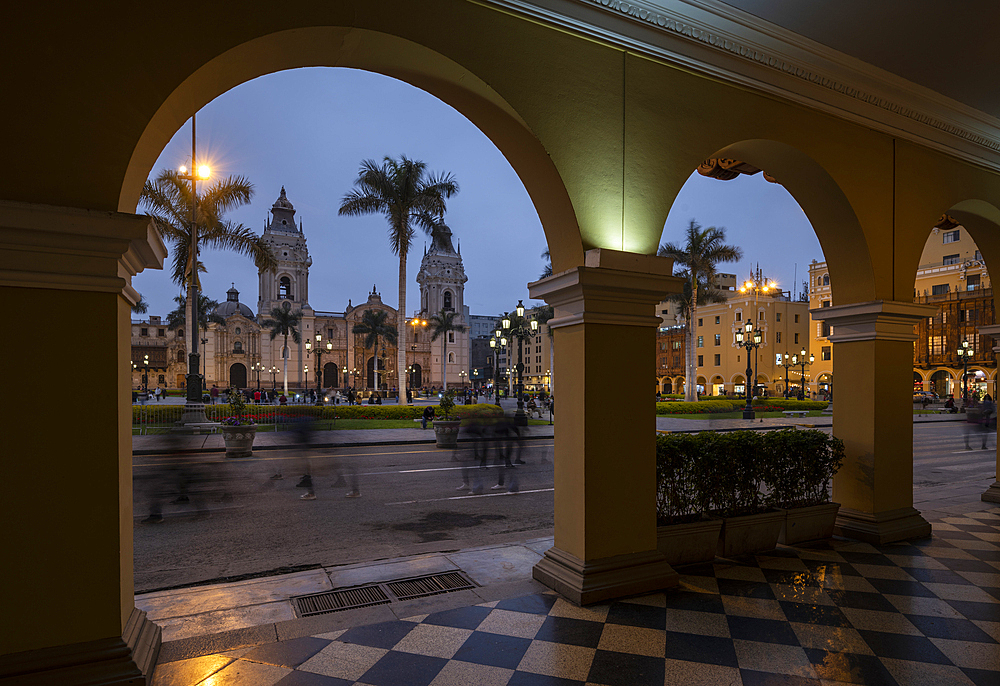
[153,510,1000,685]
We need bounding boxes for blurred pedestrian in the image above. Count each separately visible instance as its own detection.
[422,405,435,429]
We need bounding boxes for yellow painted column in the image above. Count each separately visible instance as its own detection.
[976,324,1000,503]
[812,301,937,544]
[528,249,682,604]
[0,201,165,683]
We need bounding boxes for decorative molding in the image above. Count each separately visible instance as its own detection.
[811,300,937,344]
[485,0,1000,170]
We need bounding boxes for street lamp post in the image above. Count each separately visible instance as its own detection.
[777,353,795,398]
[499,301,538,426]
[796,347,815,400]
[269,365,278,390]
[459,370,468,389]
[142,354,150,392]
[957,339,971,403]
[304,333,333,405]
[303,365,309,400]
[489,329,506,407]
[253,362,262,391]
[735,322,761,419]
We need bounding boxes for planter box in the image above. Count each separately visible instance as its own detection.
[656,518,724,567]
[433,419,462,449]
[778,502,841,545]
[222,425,257,458]
[716,509,784,558]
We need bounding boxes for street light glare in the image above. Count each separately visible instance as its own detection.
[197,164,211,179]
[178,165,188,174]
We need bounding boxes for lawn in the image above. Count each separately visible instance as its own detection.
[658,410,828,420]
[133,417,554,434]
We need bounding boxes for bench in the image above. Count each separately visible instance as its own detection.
[782,410,809,418]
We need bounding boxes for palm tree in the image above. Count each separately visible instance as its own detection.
[534,304,555,395]
[165,294,224,333]
[131,296,149,314]
[261,305,302,396]
[658,219,743,402]
[352,309,398,392]
[428,309,468,392]
[540,249,553,279]
[140,169,277,396]
[339,155,458,405]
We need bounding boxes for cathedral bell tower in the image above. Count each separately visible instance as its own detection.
[258,187,312,316]
[416,224,469,387]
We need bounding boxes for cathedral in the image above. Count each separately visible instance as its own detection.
[130,187,470,394]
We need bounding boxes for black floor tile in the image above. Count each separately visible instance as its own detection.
[825,589,900,613]
[275,671,353,686]
[904,614,999,643]
[507,671,588,686]
[727,615,799,645]
[965,549,1000,562]
[856,629,953,664]
[662,590,726,614]
[982,586,1000,602]
[865,578,937,598]
[452,630,532,669]
[241,636,332,668]
[937,557,1000,574]
[359,650,448,686]
[837,552,896,566]
[882,544,932,557]
[934,530,987,541]
[662,630,739,668]
[778,601,852,627]
[716,578,776,599]
[802,648,897,686]
[534,615,604,648]
[605,602,667,630]
[739,670,821,686]
[422,604,492,629]
[495,593,559,615]
[586,649,665,686]
[336,621,415,650]
[962,666,1000,686]
[902,567,973,585]
[950,523,999,534]
[761,568,820,586]
[944,599,1000,622]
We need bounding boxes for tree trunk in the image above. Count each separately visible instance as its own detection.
[282,333,289,396]
[398,254,409,404]
[685,278,698,402]
[442,334,448,392]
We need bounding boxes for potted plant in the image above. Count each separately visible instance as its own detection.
[221,389,257,458]
[764,429,844,544]
[655,433,724,566]
[709,431,785,558]
[433,390,462,449]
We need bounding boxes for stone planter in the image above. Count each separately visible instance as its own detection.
[656,517,724,567]
[221,425,257,458]
[716,509,785,558]
[778,502,841,545]
[433,419,462,449]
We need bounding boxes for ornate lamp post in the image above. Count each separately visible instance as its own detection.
[735,322,761,419]
[142,353,150,392]
[957,339,971,403]
[777,352,795,398]
[459,370,468,389]
[489,328,506,407]
[796,347,815,400]
[499,301,538,426]
[269,365,278,390]
[253,362,263,391]
[303,365,309,399]
[304,333,333,405]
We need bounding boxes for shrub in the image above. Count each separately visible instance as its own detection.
[751,398,827,411]
[655,433,712,524]
[761,429,845,508]
[656,400,740,415]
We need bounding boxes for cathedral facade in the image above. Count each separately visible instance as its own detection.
[130,188,471,394]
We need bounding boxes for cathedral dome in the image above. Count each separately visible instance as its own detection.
[214,285,255,319]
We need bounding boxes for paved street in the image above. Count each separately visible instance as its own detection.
[133,420,996,594]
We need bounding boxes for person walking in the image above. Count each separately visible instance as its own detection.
[210,384,219,404]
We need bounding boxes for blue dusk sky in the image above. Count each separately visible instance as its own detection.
[132,67,823,319]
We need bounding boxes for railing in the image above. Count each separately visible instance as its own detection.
[131,402,331,435]
[914,287,993,304]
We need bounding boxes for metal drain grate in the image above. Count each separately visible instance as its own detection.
[293,584,391,617]
[386,572,476,601]
[291,571,477,617]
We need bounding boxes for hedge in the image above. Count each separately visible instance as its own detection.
[751,398,828,411]
[656,400,740,414]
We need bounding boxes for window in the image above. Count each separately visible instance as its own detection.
[794,333,799,344]
[714,334,721,346]
[714,316,720,324]
[234,341,243,352]
[822,300,830,308]
[943,253,960,265]
[776,332,782,344]
[235,327,241,334]
[672,341,681,350]
[448,352,454,363]
[443,291,453,310]
[660,308,669,314]
[278,276,291,298]
[822,274,830,286]
[448,332,454,343]
[698,318,703,327]
[140,327,148,336]
[967,274,981,290]
[758,310,764,321]
[736,311,742,322]
[697,336,704,348]
[975,250,982,260]
[931,284,950,296]
[176,350,184,362]
[776,313,781,322]
[822,346,831,361]
[178,329,184,337]
[328,328,334,338]
[697,355,703,366]
[713,354,721,366]
[157,328,165,337]
[943,229,960,243]
[794,314,800,323]
[158,374,165,384]
[414,333,419,342]
[822,322,831,337]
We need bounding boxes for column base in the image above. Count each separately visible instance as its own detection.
[834,506,932,545]
[982,481,1000,503]
[178,402,210,425]
[532,546,678,605]
[0,607,160,685]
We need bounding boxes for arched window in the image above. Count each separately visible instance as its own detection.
[234,340,243,353]
[448,352,455,363]
[822,274,830,286]
[443,291,453,311]
[176,350,185,363]
[278,276,292,298]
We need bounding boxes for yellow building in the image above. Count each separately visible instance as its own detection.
[808,260,835,397]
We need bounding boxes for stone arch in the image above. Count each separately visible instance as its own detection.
[119,27,583,273]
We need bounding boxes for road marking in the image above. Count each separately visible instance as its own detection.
[387,487,554,505]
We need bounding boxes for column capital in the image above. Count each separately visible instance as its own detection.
[0,199,166,305]
[528,248,681,329]
[976,325,1000,355]
[810,300,937,343]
